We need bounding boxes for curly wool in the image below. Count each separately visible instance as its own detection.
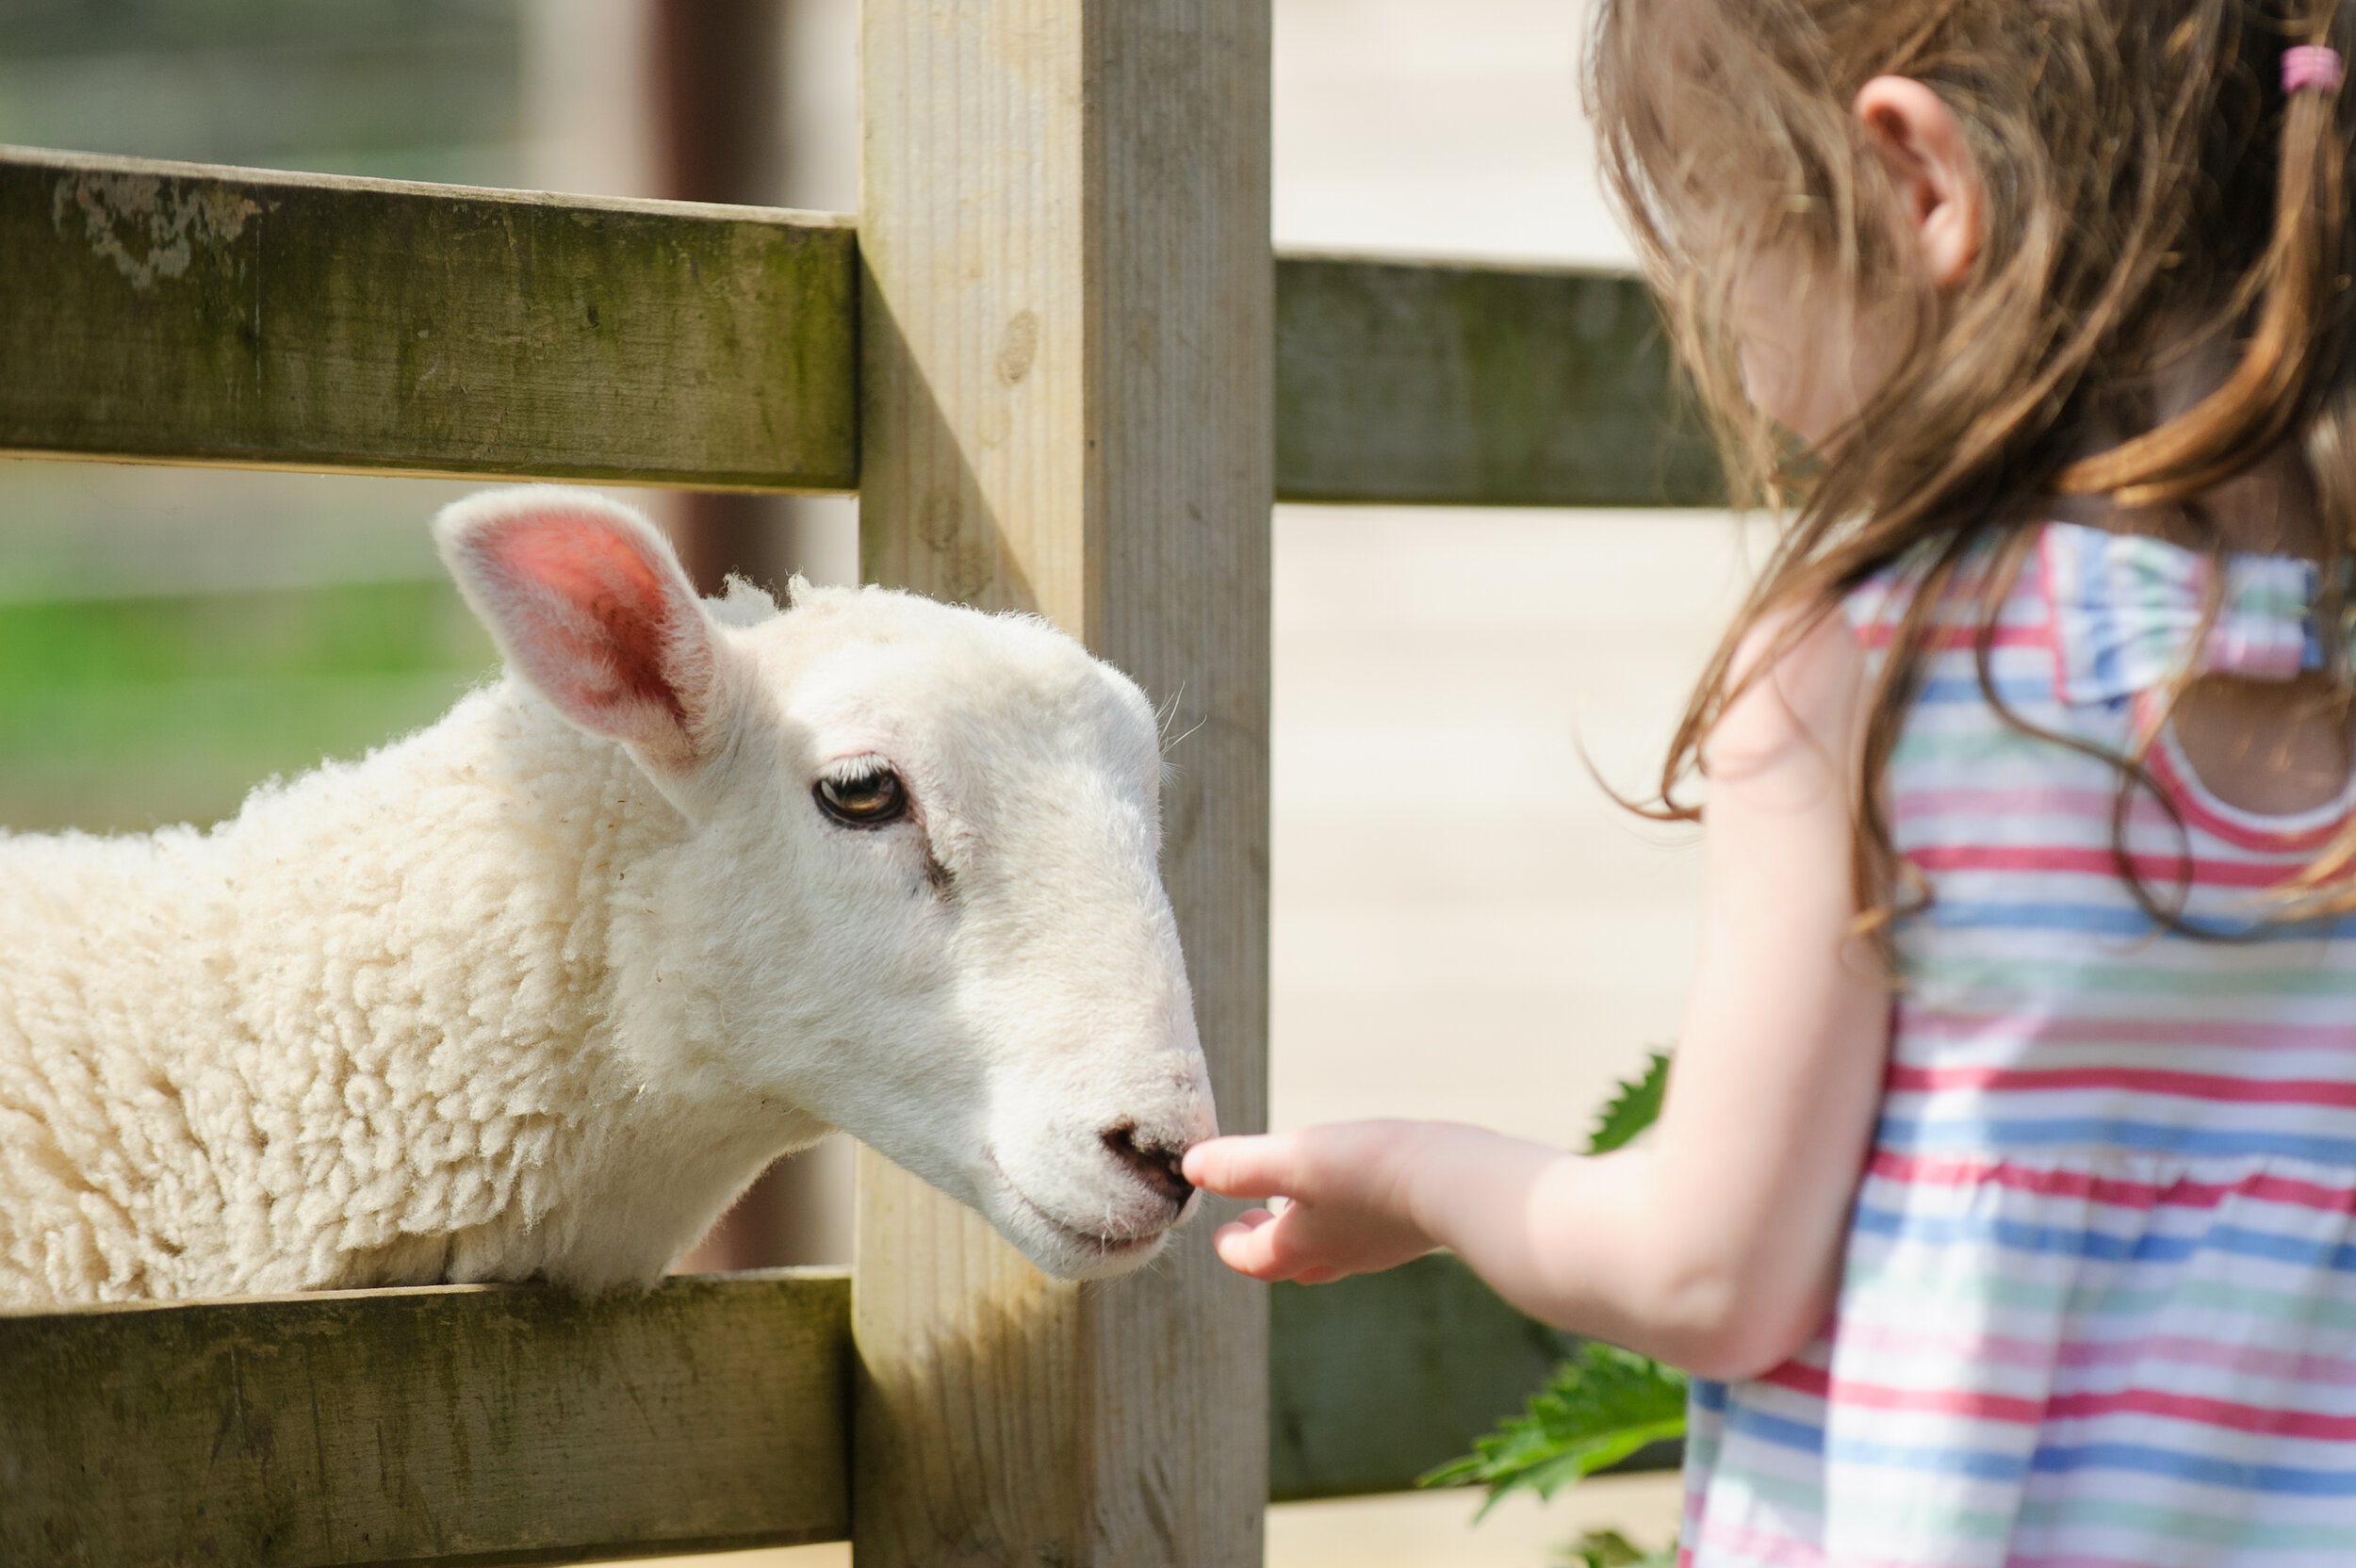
[0,683,800,1306]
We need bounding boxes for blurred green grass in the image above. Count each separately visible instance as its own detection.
[0,580,495,833]
[0,0,562,836]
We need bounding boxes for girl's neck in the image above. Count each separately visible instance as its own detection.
[2046,329,2327,559]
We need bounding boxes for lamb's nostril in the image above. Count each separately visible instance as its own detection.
[1100,1121,1193,1206]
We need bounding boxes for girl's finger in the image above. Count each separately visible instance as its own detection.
[1183,1133,1297,1198]
[1211,1209,1302,1281]
[1210,1210,1275,1255]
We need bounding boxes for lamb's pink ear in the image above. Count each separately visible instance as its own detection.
[434,487,729,785]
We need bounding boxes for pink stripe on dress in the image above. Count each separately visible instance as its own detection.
[1884,1061,2356,1108]
[1865,1151,2356,1212]
[1763,1362,2046,1423]
[1903,842,2302,889]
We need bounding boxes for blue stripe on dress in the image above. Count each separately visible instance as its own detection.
[1917,674,2065,708]
[1876,1114,2356,1165]
[1724,1401,2038,1483]
[1827,1435,2032,1483]
[1911,902,2356,941]
[1851,1204,2356,1272]
[2029,1442,2356,1496]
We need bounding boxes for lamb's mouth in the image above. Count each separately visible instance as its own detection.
[1013,1186,1169,1259]
[990,1157,1172,1260]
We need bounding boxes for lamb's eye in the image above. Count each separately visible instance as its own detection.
[814,768,908,828]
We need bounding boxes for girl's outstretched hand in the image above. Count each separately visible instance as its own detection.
[1171,613,1890,1379]
[1181,1121,1450,1284]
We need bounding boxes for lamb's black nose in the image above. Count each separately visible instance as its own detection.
[1101,1122,1194,1206]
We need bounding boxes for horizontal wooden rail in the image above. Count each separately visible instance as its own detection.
[0,1270,855,1567]
[0,1255,1642,1565]
[1273,254,1720,508]
[0,147,860,492]
[0,147,1717,509]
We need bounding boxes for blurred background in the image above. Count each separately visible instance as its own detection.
[0,1,1748,1560]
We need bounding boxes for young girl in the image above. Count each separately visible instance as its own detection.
[1185,4,2356,1562]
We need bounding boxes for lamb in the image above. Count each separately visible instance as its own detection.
[0,487,1216,1307]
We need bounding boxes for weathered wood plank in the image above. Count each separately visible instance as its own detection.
[1273,254,1723,507]
[0,147,1712,508]
[0,146,858,491]
[0,1269,851,1567]
[0,1255,1661,1565]
[854,2,1272,1564]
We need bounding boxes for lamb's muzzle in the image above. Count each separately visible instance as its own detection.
[0,485,1219,1306]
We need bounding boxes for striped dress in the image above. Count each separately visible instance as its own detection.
[1680,521,2356,1567]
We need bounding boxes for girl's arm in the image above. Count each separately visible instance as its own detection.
[1184,609,1891,1380]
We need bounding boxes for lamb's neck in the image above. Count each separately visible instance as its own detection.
[219,684,798,1292]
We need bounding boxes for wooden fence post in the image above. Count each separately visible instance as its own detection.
[854,2,1272,1563]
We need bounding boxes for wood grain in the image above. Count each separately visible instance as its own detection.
[0,146,858,491]
[854,2,1273,1563]
[0,1270,851,1567]
[1273,255,1722,507]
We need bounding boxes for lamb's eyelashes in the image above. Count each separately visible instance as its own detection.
[811,762,908,828]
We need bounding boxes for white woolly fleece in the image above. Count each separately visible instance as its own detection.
[0,488,1216,1306]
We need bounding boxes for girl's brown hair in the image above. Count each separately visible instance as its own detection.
[1590,0,2356,929]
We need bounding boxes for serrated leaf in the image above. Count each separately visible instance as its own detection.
[1556,1528,1676,1568]
[1585,1049,1670,1155]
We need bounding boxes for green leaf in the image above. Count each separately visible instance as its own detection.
[1556,1528,1677,1568]
[1585,1050,1670,1155]
[1418,1342,1689,1517]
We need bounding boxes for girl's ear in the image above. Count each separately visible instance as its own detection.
[434,486,739,810]
[1853,75,1982,290]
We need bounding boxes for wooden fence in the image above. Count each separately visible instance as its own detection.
[0,8,1708,1563]
[3,1257,1582,1564]
[2,152,1710,509]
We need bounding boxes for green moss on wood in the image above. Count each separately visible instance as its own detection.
[0,148,858,491]
[4,152,1730,506]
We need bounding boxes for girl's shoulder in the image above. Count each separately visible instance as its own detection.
[1712,596,1875,783]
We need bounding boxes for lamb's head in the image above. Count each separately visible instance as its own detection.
[434,487,1213,1281]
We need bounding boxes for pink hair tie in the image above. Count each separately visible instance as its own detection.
[2284,43,2345,95]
